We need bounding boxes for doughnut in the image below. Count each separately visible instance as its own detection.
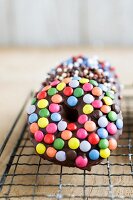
[27,55,123,170]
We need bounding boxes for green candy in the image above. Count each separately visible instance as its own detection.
[54,138,64,150]
[89,79,98,86]
[106,91,115,100]
[74,88,84,97]
[48,88,57,96]
[31,97,36,105]
[108,111,117,121]
[39,108,50,117]
[99,139,109,149]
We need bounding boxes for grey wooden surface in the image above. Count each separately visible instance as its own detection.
[0,0,133,46]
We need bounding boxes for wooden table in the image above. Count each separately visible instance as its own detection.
[0,47,133,199]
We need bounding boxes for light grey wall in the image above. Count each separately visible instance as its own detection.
[0,0,133,46]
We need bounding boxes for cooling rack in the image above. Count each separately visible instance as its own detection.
[0,90,133,200]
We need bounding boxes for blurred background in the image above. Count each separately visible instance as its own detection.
[0,0,133,47]
[0,0,133,137]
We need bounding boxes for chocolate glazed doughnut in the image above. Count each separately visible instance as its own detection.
[27,56,123,171]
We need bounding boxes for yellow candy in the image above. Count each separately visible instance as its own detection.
[102,96,113,106]
[38,117,49,128]
[36,143,46,154]
[83,104,94,114]
[37,99,48,108]
[100,148,110,158]
[68,137,80,149]
[79,78,89,84]
[56,82,66,91]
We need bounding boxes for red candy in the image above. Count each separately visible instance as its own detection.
[63,86,73,96]
[88,132,100,145]
[37,91,47,100]
[67,123,77,131]
[44,134,55,144]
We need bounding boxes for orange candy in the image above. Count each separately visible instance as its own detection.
[43,85,51,91]
[84,121,96,132]
[109,138,117,150]
[61,130,72,140]
[46,147,57,158]
[101,105,111,114]
[92,87,102,96]
[51,94,63,103]
[62,77,71,84]
[30,123,39,134]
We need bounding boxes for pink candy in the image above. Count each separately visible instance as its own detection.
[78,114,88,124]
[75,156,88,168]
[76,128,88,139]
[34,130,44,142]
[107,123,117,135]
[51,80,60,86]
[49,103,60,113]
[83,83,93,92]
[46,123,57,134]
[92,100,103,108]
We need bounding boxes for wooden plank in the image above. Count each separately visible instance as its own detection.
[0,47,133,199]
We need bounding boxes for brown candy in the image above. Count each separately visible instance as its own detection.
[66,150,77,160]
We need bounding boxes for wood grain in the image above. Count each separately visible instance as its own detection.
[0,47,133,199]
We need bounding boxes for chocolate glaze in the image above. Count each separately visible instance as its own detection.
[28,55,123,171]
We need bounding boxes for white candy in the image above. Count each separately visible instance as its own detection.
[27,105,36,114]
[98,116,108,128]
[69,80,79,88]
[57,68,62,72]
[58,121,67,131]
[74,62,80,67]
[80,141,91,152]
[83,94,94,104]
[56,151,66,162]
[68,63,73,69]
[77,58,83,64]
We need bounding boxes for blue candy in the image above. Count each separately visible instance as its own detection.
[51,113,61,122]
[66,58,73,65]
[72,76,81,80]
[67,96,78,107]
[88,149,99,160]
[116,119,123,129]
[97,128,108,138]
[98,84,108,92]
[83,57,89,66]
[29,113,38,123]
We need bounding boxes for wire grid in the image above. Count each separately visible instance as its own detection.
[0,94,133,200]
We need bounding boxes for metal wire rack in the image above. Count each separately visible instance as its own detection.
[0,91,133,200]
